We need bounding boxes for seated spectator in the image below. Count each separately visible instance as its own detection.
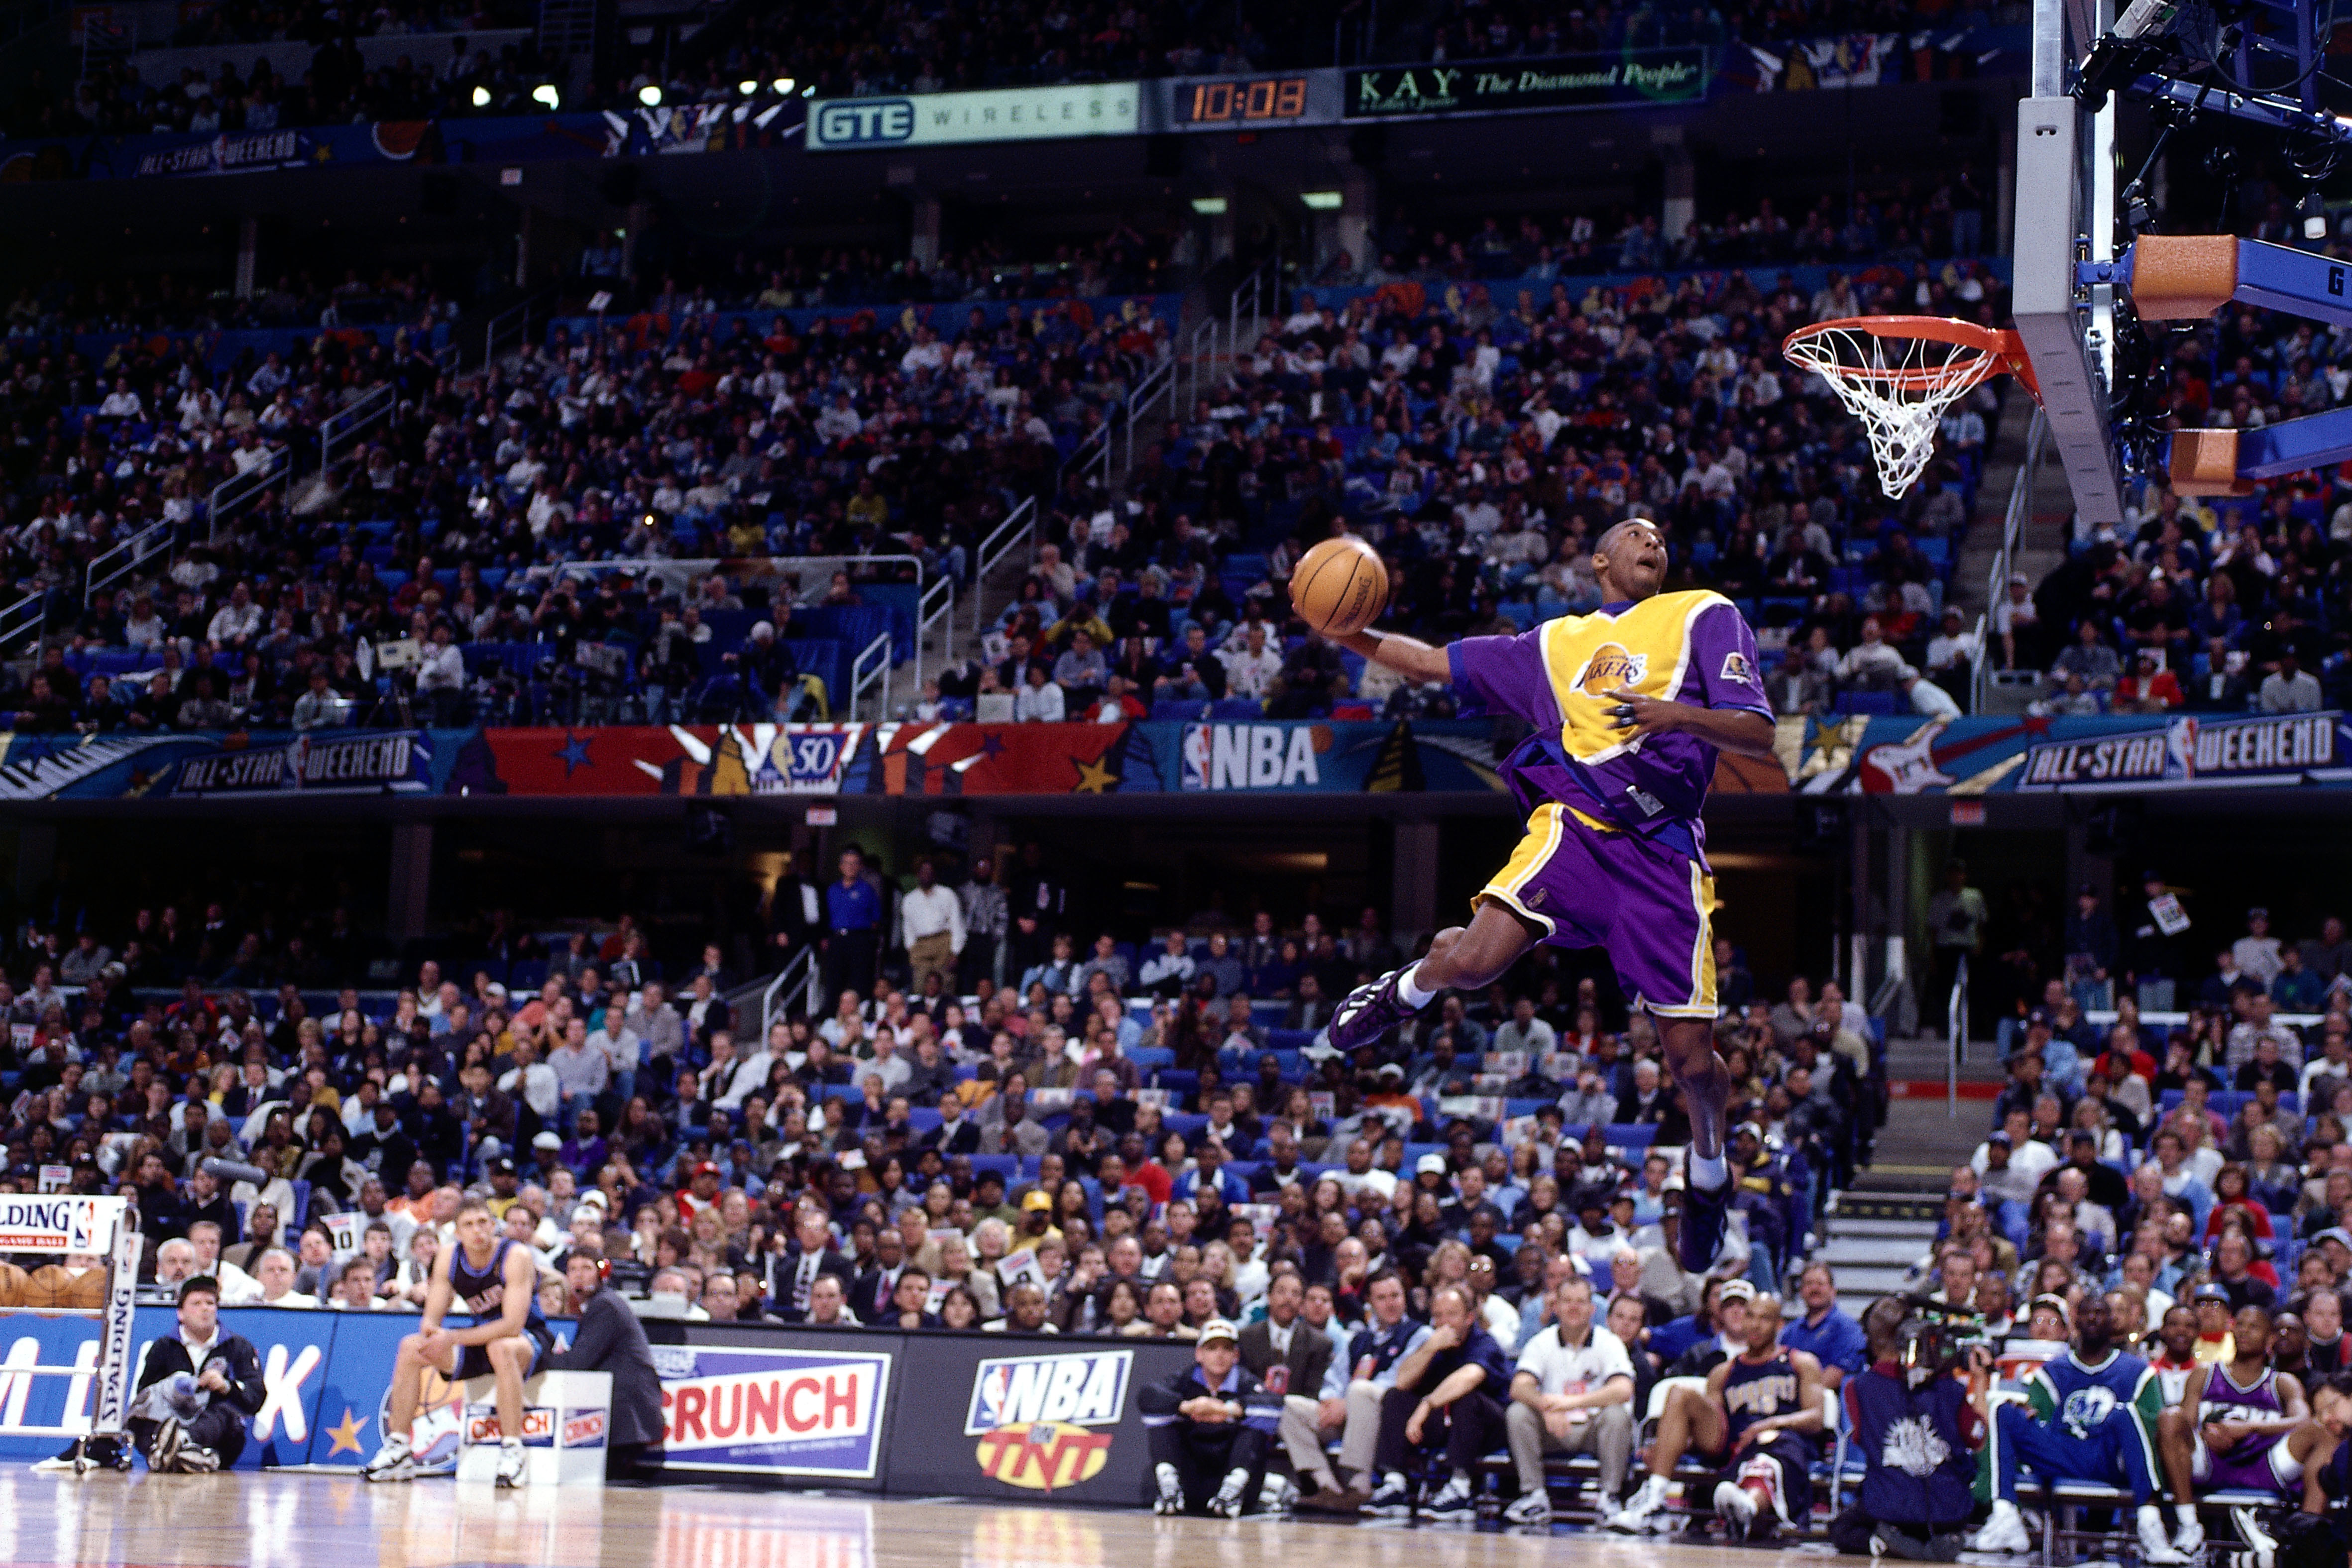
[128,1276,266,1472]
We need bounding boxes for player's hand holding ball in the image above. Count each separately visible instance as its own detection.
[1289,536,1388,637]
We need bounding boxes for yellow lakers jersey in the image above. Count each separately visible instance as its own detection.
[1451,589,1768,833]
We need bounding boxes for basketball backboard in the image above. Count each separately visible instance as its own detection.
[2012,0,2128,534]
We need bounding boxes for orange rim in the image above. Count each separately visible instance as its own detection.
[1783,315,2039,401]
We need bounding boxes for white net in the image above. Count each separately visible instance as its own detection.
[1782,322,2003,498]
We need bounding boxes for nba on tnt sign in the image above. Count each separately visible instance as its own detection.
[963,1349,1132,1434]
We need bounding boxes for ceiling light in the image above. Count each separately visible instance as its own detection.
[738,79,758,96]
[531,83,559,108]
[772,77,795,94]
[470,86,491,107]
[639,85,663,107]
[1300,190,1343,210]
[1190,196,1228,214]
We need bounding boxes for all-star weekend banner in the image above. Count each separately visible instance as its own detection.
[0,720,1524,798]
[8,712,2331,799]
[1784,710,2352,795]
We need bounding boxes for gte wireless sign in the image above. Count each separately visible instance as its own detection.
[809,83,1138,149]
[813,101,914,145]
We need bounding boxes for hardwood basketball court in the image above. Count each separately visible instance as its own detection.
[0,1471,1799,1568]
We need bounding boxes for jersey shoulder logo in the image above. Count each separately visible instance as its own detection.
[1719,651,1755,685]
[1572,642,1648,697]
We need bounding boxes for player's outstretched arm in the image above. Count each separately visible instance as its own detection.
[1343,629,1451,685]
[1607,686,1777,760]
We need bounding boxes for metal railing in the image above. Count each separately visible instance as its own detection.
[848,629,893,719]
[1123,355,1176,473]
[1062,422,1112,496]
[1971,408,2048,711]
[916,574,954,694]
[971,497,1037,634]
[759,946,819,1039]
[319,381,396,472]
[84,518,174,609]
[1946,953,1969,1117]
[208,445,291,544]
[483,297,536,366]
[1227,254,1280,377]
[0,588,45,658]
[1186,318,1220,418]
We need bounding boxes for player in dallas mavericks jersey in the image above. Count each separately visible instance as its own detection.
[1331,519,1777,1277]
[1972,1293,2188,1563]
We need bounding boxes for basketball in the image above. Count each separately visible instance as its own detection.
[1289,536,1387,638]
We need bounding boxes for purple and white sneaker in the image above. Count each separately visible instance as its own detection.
[1329,965,1428,1052]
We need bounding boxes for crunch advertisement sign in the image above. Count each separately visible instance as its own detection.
[651,1344,890,1477]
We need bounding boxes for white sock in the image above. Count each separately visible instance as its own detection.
[1689,1152,1729,1189]
[1396,962,1437,1008]
[1449,1468,1473,1489]
[2176,1505,2196,1526]
[1384,1470,1408,1491]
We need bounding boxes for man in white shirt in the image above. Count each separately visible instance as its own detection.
[1139,932,1196,994]
[185,1221,263,1305]
[2260,655,2324,713]
[1900,664,1963,720]
[897,858,965,993]
[1503,1274,1635,1523]
[253,1247,320,1309]
[865,1031,912,1096]
[714,1028,773,1113]
[2235,907,2285,988]
[497,1039,561,1123]
[1219,623,1284,700]
[585,1007,642,1105]
[1328,1137,1399,1203]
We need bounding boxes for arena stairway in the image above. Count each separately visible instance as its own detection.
[1815,1191,1941,1322]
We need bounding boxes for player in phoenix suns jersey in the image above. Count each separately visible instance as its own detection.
[1329,518,1777,1274]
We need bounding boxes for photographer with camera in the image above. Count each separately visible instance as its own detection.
[1829,1296,1986,1560]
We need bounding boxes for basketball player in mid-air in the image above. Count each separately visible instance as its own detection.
[1329,518,1776,1275]
[364,1197,553,1487]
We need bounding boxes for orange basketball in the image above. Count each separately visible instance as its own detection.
[1289,536,1388,638]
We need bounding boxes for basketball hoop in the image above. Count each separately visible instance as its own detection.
[1781,316,2036,498]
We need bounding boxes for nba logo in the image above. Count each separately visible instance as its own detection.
[2166,716,2199,781]
[1179,725,1213,790]
[975,1363,1015,1428]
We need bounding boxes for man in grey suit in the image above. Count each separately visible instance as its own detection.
[1236,1267,1345,1506]
[544,1249,664,1477]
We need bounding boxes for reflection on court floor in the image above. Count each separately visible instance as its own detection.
[0,1470,1775,1568]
